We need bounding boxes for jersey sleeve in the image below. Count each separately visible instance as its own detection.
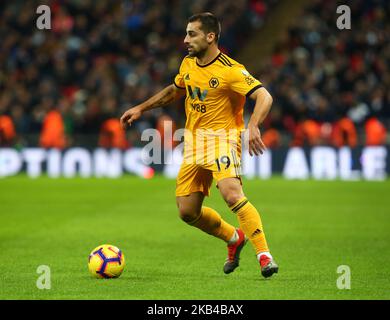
[173,58,187,89]
[228,64,263,97]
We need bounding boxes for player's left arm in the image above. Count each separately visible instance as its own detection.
[247,87,273,156]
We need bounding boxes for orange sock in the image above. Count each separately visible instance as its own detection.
[188,206,236,242]
[229,197,269,254]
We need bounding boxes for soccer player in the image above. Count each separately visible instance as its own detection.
[120,12,278,278]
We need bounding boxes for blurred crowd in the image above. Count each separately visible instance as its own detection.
[0,0,273,148]
[0,0,388,149]
[257,0,389,148]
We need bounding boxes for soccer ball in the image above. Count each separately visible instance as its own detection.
[88,244,125,278]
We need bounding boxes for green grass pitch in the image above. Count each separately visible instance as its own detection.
[0,175,389,300]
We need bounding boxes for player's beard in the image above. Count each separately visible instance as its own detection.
[188,45,207,59]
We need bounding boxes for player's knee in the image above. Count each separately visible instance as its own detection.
[223,191,244,207]
[177,205,200,223]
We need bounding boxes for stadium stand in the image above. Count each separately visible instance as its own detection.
[255,0,389,146]
[0,0,387,148]
[0,0,277,148]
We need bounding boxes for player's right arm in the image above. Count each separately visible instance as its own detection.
[120,84,185,129]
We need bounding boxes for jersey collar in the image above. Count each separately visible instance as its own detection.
[196,52,222,68]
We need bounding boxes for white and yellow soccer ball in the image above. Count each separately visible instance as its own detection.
[88,244,125,279]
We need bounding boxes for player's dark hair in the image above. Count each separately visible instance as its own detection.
[188,12,221,43]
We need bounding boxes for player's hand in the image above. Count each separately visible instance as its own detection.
[248,124,266,156]
[120,106,142,129]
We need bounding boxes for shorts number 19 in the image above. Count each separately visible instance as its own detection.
[215,156,231,171]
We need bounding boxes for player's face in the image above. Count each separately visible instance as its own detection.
[184,21,210,57]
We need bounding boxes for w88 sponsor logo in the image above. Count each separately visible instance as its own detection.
[191,103,207,113]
